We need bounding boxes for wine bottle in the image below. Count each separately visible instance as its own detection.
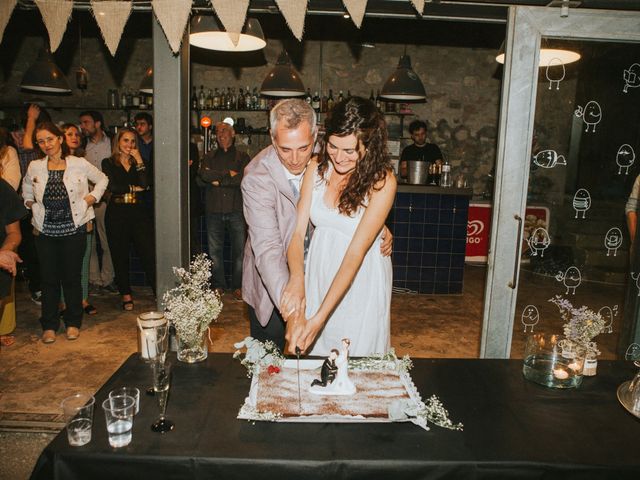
[312,91,320,112]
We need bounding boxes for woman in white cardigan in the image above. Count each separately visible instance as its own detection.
[22,122,108,344]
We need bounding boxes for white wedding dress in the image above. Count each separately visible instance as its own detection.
[304,166,392,357]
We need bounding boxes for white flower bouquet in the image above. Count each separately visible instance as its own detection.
[549,295,605,358]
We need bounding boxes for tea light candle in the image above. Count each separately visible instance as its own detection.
[568,361,580,372]
[553,368,569,380]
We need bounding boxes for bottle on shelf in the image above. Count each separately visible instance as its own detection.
[252,87,259,110]
[312,91,320,112]
[238,87,246,110]
[375,90,382,110]
[346,90,351,100]
[327,89,335,112]
[338,90,344,103]
[191,86,198,110]
[120,90,128,108]
[132,91,140,107]
[305,88,312,105]
[213,88,221,109]
[321,91,328,113]
[205,89,213,109]
[245,86,252,110]
[146,94,153,107]
[126,89,133,108]
[440,159,452,187]
[198,85,206,110]
[369,89,375,102]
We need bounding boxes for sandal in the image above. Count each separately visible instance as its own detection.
[0,335,16,347]
[83,304,98,315]
[122,300,134,311]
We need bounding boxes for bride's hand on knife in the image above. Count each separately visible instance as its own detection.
[280,276,305,322]
[284,311,306,355]
[293,315,324,354]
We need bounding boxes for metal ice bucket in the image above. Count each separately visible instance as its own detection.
[407,160,428,185]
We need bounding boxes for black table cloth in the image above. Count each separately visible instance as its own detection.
[30,355,640,480]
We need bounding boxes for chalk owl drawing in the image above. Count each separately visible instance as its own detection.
[555,266,581,295]
[623,63,640,94]
[572,189,591,219]
[598,305,618,334]
[528,227,550,257]
[574,100,602,133]
[533,149,566,169]
[521,305,540,333]
[604,228,623,256]
[545,58,565,90]
[631,272,640,297]
[616,144,635,175]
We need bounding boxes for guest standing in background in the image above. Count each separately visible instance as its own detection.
[79,110,116,293]
[61,123,97,316]
[102,128,156,311]
[189,141,203,257]
[134,112,155,218]
[0,128,21,190]
[22,122,108,344]
[399,120,443,181]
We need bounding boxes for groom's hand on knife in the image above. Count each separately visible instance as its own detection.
[284,311,306,355]
[280,276,305,321]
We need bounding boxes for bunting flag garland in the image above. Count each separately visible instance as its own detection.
[411,0,426,16]
[35,0,74,52]
[0,0,17,45]
[343,0,368,29]
[91,0,132,56]
[211,0,249,47]
[151,0,192,54]
[275,0,307,41]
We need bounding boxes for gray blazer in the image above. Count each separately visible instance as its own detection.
[241,145,298,327]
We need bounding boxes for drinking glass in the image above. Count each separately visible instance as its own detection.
[109,387,140,415]
[138,312,169,396]
[151,361,174,433]
[102,395,135,448]
[61,393,95,446]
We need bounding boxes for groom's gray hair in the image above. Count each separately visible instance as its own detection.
[270,99,317,137]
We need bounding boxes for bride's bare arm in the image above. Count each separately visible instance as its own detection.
[291,170,397,353]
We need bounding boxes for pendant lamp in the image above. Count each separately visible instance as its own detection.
[190,16,266,52]
[495,42,580,66]
[139,66,153,94]
[20,48,71,94]
[380,55,426,101]
[260,50,305,97]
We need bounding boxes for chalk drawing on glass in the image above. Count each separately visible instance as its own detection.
[521,305,540,333]
[528,227,550,257]
[623,63,640,94]
[604,227,623,256]
[631,272,640,297]
[598,305,618,334]
[555,266,581,295]
[545,58,565,90]
[574,100,602,133]
[616,144,635,175]
[625,343,640,361]
[572,188,591,219]
[533,149,566,169]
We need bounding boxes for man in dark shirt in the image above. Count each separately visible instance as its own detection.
[198,120,250,301]
[399,120,443,180]
[1,179,27,312]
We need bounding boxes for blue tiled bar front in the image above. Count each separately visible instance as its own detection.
[388,185,473,294]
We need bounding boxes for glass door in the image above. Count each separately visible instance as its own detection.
[480,6,640,358]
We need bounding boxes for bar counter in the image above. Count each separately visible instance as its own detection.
[30,354,640,480]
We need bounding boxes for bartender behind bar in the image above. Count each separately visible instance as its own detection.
[400,120,443,181]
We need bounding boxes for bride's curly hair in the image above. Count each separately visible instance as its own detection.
[318,96,391,216]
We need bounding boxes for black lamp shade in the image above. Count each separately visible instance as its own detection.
[20,49,71,94]
[380,55,426,101]
[260,50,305,97]
[190,16,266,52]
[139,66,153,94]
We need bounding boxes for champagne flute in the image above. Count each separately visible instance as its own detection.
[151,361,174,433]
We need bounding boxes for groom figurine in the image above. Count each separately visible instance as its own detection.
[241,99,392,352]
[311,349,339,387]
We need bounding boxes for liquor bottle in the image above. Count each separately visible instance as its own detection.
[327,89,335,111]
[205,89,213,109]
[146,93,153,107]
[198,85,206,110]
[191,86,198,110]
[312,91,320,112]
[305,88,312,105]
[238,87,245,110]
[132,91,140,107]
[125,88,133,108]
[440,159,452,187]
[245,86,252,110]
[375,90,382,110]
[226,87,233,110]
[120,90,128,108]
[346,90,351,99]
[369,89,375,102]
[338,90,344,102]
[320,91,328,113]
[251,87,259,110]
[213,88,220,109]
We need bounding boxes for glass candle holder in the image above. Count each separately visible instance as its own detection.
[523,333,585,389]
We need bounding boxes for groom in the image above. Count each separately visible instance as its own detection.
[241,99,392,351]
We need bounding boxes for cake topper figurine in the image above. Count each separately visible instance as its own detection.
[311,349,338,387]
[310,338,357,396]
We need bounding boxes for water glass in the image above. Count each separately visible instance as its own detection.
[523,333,585,388]
[61,393,95,446]
[102,395,135,448]
[109,387,140,415]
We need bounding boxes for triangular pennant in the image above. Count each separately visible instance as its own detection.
[35,0,74,52]
[211,0,249,47]
[275,0,307,41]
[91,0,132,56]
[0,0,17,45]
[343,0,367,29]
[411,0,426,16]
[151,0,192,54]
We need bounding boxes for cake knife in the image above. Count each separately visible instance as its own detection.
[295,346,302,413]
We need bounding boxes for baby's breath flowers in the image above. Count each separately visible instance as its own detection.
[549,295,605,357]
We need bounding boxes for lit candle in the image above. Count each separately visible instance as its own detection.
[568,362,580,372]
[553,368,569,380]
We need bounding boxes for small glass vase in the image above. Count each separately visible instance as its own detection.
[523,333,585,389]
[176,329,208,364]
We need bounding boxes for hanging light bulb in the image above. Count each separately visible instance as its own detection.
[260,50,306,97]
[380,55,426,101]
[190,16,266,52]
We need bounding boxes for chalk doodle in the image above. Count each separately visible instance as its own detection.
[521,305,540,333]
[598,305,618,334]
[555,266,581,295]
[616,144,635,175]
[574,100,602,133]
[533,149,566,169]
[572,189,591,219]
[623,63,640,94]
[625,343,640,361]
[528,227,550,257]
[545,58,565,90]
[631,272,640,297]
[604,227,623,256]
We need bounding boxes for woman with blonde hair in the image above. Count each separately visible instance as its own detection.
[102,128,155,311]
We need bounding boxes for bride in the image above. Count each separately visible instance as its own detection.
[310,338,356,396]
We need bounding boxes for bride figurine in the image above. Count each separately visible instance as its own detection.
[309,338,356,396]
